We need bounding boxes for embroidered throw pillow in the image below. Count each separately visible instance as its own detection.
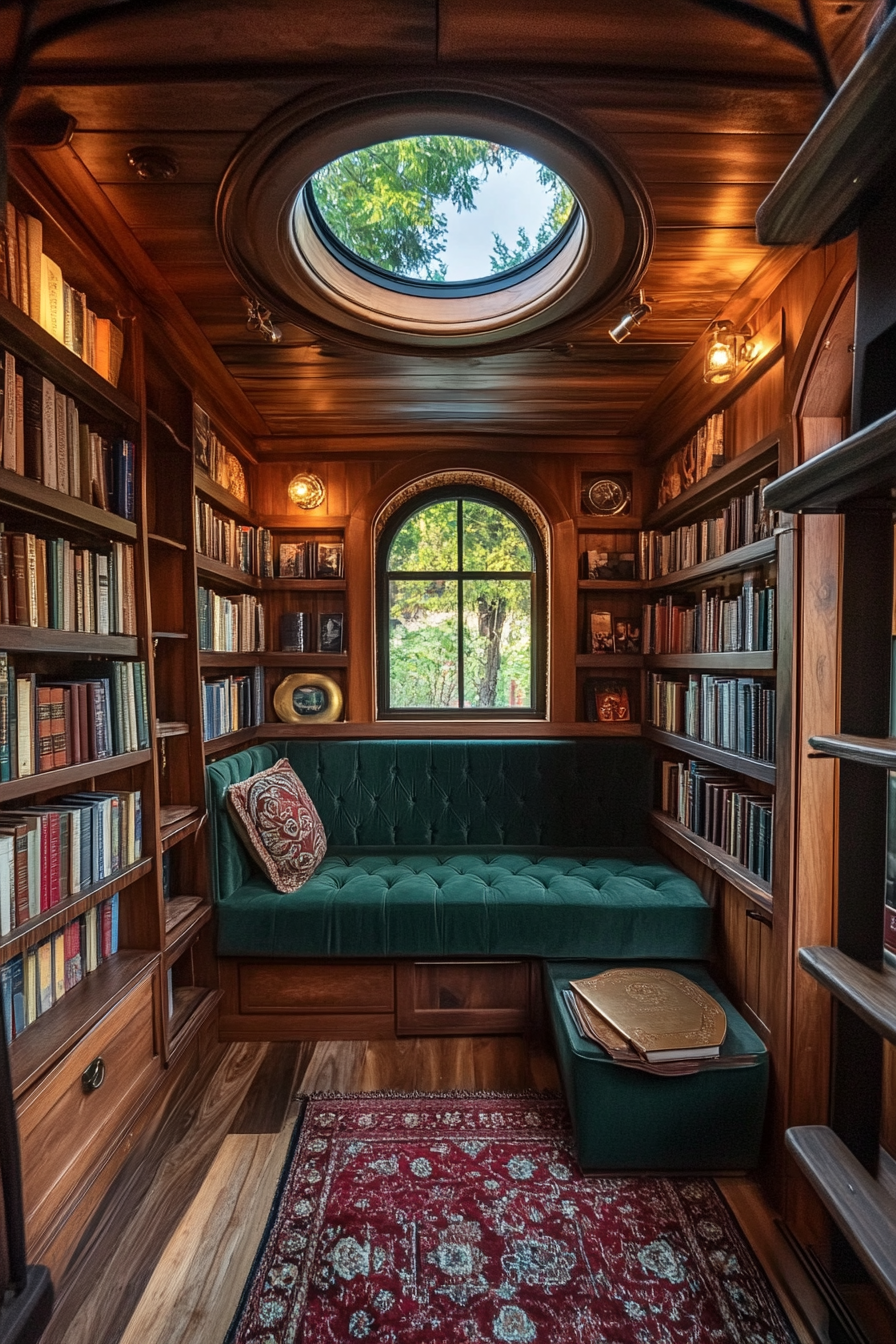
[226,758,326,893]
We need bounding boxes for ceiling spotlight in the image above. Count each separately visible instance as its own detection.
[703,320,758,384]
[287,472,326,509]
[608,290,652,343]
[126,146,179,180]
[244,295,282,343]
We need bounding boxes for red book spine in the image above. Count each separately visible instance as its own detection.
[101,899,112,959]
[50,687,66,767]
[36,687,54,772]
[47,813,60,908]
[13,833,28,926]
[38,818,50,911]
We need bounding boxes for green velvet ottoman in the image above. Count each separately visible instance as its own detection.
[544,960,768,1171]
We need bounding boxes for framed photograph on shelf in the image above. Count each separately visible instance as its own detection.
[584,678,631,723]
[273,672,343,724]
[318,611,345,653]
[278,541,306,577]
[316,542,344,578]
[614,618,641,653]
[590,611,614,653]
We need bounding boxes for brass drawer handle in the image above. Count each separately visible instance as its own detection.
[82,1057,106,1093]
[746,908,773,928]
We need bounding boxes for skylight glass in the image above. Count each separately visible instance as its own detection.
[309,135,576,284]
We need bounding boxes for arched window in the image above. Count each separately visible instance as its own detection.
[377,488,546,717]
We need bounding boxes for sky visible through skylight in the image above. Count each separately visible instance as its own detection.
[440,154,561,281]
[309,137,574,284]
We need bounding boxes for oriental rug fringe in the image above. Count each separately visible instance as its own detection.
[226,1091,796,1344]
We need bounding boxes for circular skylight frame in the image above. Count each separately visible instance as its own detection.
[217,81,654,355]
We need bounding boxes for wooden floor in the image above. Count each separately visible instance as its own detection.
[42,1035,834,1344]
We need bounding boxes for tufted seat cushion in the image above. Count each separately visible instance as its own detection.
[214,848,711,959]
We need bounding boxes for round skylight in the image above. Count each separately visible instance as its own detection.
[216,83,653,353]
[308,136,576,285]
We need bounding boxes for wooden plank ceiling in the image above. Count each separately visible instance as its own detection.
[12,0,876,448]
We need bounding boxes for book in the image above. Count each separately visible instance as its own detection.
[40,253,65,342]
[2,350,16,469]
[570,967,727,1062]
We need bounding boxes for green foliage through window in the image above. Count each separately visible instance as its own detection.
[310,136,575,283]
[384,496,538,711]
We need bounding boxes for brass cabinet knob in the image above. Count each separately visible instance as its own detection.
[81,1057,106,1093]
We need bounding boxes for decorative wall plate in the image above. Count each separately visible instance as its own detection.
[273,672,344,724]
[584,476,632,515]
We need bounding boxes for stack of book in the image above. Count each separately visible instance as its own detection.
[201,667,264,741]
[647,671,776,764]
[194,500,272,576]
[564,966,755,1075]
[0,655,150,779]
[0,532,136,634]
[1,204,124,384]
[642,577,775,655]
[277,540,344,579]
[197,586,265,652]
[2,354,135,516]
[1,894,120,1044]
[0,789,141,934]
[657,412,725,508]
[638,479,779,579]
[660,757,774,882]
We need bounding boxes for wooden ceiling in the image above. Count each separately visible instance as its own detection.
[11,0,877,448]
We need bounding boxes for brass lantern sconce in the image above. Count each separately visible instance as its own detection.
[703,320,759,384]
[287,471,326,509]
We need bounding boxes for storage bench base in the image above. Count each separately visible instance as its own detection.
[545,960,769,1171]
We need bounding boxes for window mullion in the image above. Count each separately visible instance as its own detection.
[457,498,464,710]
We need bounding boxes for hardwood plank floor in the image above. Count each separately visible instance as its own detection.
[47,1035,823,1344]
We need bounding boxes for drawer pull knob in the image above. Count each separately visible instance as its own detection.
[82,1057,106,1093]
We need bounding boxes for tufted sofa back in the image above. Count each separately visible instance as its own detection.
[205,737,652,902]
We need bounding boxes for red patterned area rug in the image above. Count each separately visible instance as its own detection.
[226,1092,796,1344]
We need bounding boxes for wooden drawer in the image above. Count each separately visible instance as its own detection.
[396,960,532,1035]
[239,961,395,1014]
[17,971,160,1255]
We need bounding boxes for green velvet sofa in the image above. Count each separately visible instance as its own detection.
[205,738,712,961]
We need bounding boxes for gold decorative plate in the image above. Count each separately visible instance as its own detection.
[273,672,343,724]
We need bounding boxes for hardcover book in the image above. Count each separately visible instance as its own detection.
[570,967,727,1062]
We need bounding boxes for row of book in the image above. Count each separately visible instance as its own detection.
[657,413,725,508]
[194,500,273,576]
[2,350,134,517]
[201,667,264,742]
[648,672,776,764]
[641,578,775,655]
[639,479,779,580]
[2,204,124,385]
[0,531,137,635]
[660,758,774,884]
[0,655,150,781]
[1,894,120,1044]
[193,405,248,504]
[0,789,141,935]
[197,586,266,653]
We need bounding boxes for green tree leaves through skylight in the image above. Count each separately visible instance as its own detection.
[310,135,575,283]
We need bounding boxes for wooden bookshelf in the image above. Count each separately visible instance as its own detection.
[646,651,775,671]
[194,470,253,523]
[0,858,153,963]
[649,809,773,910]
[643,724,776,785]
[0,627,140,657]
[0,750,152,803]
[645,434,780,531]
[195,554,261,590]
[0,466,137,541]
[647,536,777,590]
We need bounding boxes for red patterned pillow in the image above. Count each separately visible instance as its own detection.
[226,758,327,893]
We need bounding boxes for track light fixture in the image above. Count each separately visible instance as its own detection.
[244,295,282,343]
[703,320,759,384]
[608,290,652,343]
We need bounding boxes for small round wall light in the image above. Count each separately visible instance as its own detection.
[287,471,326,509]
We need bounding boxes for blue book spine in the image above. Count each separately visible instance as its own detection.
[134,793,142,860]
[10,955,24,1036]
[110,892,119,955]
[1,961,13,1043]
